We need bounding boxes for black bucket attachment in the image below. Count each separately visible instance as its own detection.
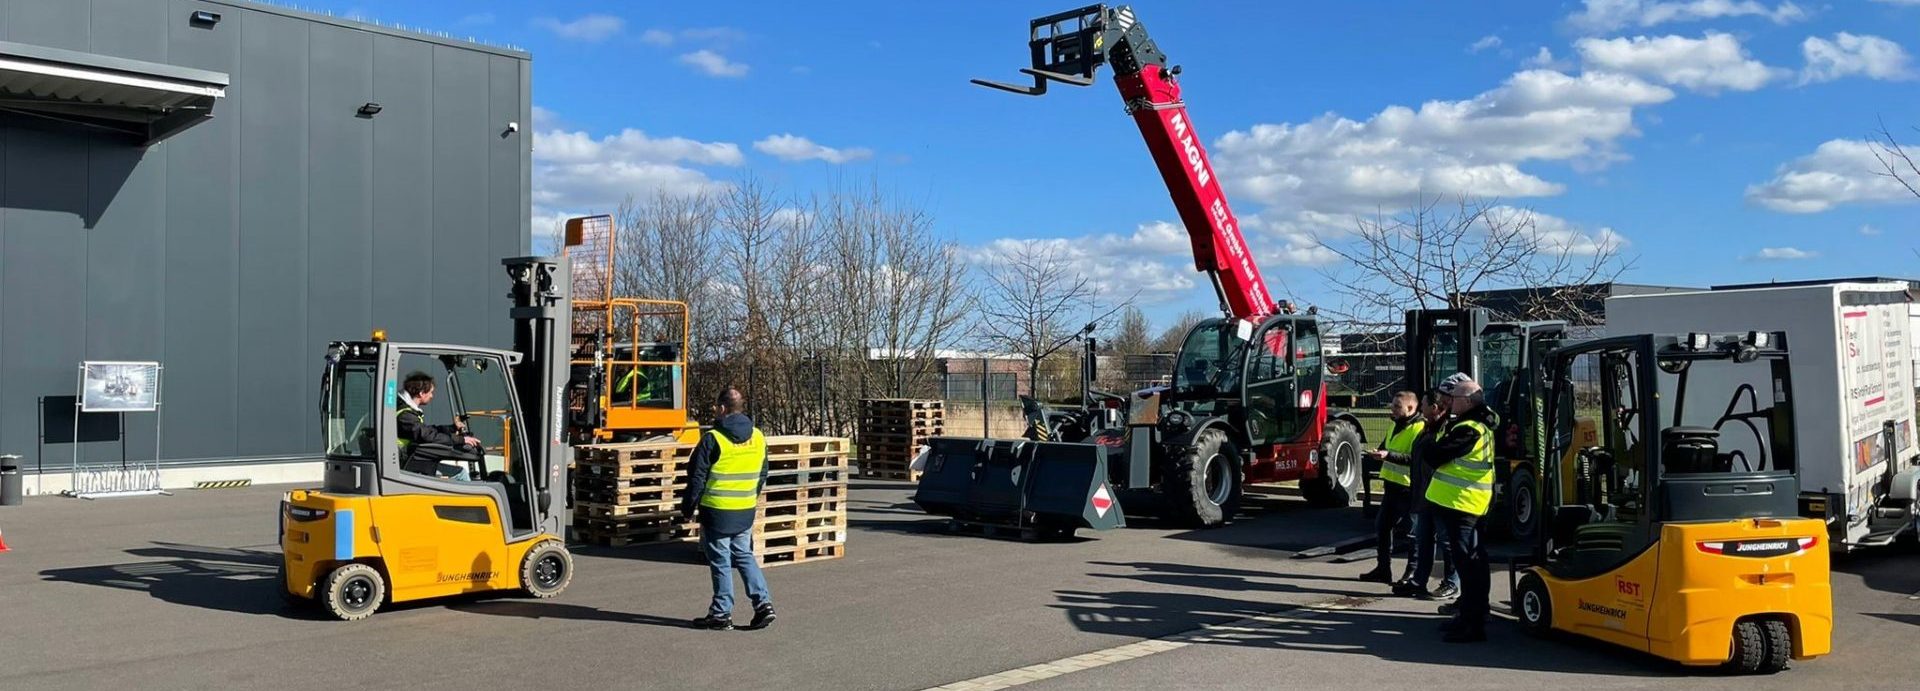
[912,437,1126,535]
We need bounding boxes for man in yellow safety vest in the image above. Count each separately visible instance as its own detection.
[1359,391,1423,584]
[1424,372,1498,643]
[680,387,776,631]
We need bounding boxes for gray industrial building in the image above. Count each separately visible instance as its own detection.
[0,0,531,480]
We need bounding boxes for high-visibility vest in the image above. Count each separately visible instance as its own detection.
[1425,418,1496,516]
[699,429,766,511]
[396,404,423,453]
[1379,419,1424,487]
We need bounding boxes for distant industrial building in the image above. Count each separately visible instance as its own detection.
[0,0,530,485]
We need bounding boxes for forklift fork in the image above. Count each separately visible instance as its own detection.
[970,4,1120,95]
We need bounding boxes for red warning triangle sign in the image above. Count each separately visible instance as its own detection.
[1091,484,1114,517]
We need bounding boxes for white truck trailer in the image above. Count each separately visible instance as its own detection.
[1606,281,1918,550]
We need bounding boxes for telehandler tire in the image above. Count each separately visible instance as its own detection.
[1166,428,1241,528]
[1302,420,1364,508]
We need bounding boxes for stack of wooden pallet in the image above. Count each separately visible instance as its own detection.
[570,435,848,568]
[857,399,944,480]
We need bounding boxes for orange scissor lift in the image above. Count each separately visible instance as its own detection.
[562,215,699,444]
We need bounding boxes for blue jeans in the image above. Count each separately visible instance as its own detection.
[1409,505,1459,588]
[702,528,771,618]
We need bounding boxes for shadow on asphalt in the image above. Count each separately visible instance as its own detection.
[1089,560,1390,590]
[571,540,705,566]
[1833,543,1920,598]
[1050,587,1684,678]
[37,542,323,620]
[1864,612,1920,627]
[445,600,694,628]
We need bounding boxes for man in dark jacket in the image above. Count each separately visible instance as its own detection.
[1424,373,1500,643]
[680,387,776,631]
[396,371,481,478]
[1394,391,1459,600]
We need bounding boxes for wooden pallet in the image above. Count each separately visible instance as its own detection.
[858,467,920,481]
[860,398,944,410]
[761,543,844,567]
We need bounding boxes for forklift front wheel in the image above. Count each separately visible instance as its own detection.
[521,540,574,598]
[321,563,386,621]
[1515,572,1552,636]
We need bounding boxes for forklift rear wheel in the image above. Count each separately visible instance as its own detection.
[322,563,386,621]
[1728,618,1792,674]
[1302,420,1364,508]
[1167,428,1241,528]
[521,540,574,598]
[1515,572,1551,636]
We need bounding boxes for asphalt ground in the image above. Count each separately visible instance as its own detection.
[0,482,1915,690]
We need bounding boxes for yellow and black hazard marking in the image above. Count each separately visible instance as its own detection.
[192,479,252,490]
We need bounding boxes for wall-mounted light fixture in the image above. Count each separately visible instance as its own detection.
[190,10,221,27]
[357,102,383,118]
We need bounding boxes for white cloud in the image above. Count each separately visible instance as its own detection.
[1801,33,1915,83]
[640,29,674,46]
[1211,69,1673,217]
[529,118,743,244]
[678,49,749,78]
[1522,47,1572,70]
[1860,224,1883,236]
[960,220,1343,305]
[1746,139,1919,213]
[535,14,625,42]
[1469,35,1504,54]
[1576,32,1785,92]
[1567,0,1808,34]
[1505,206,1631,256]
[1752,246,1817,260]
[639,26,746,48]
[752,134,873,164]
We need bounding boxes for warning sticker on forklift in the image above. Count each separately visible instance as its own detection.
[1091,485,1114,517]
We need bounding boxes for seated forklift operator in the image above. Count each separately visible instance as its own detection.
[397,371,484,480]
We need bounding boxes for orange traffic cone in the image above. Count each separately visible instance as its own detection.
[0,527,10,553]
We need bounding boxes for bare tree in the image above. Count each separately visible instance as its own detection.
[1314,196,1632,336]
[973,242,1113,398]
[1151,309,1207,354]
[1873,121,1920,201]
[1105,306,1152,354]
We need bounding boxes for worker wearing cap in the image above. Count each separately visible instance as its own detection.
[1425,372,1499,643]
[1359,390,1423,584]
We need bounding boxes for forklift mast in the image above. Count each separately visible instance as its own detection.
[503,255,571,530]
[975,4,1278,323]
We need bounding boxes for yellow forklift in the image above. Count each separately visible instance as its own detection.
[561,214,697,444]
[279,256,575,620]
[1512,331,1831,673]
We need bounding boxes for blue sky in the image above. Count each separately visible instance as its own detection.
[303,0,1920,326]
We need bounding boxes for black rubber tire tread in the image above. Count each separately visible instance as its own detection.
[322,562,385,622]
[1301,420,1364,508]
[1728,619,1766,674]
[1757,619,1792,674]
[1165,428,1241,528]
[520,539,574,599]
[1515,572,1552,636]
[1506,465,1539,542]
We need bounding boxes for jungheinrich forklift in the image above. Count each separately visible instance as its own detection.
[1512,331,1831,673]
[279,256,575,620]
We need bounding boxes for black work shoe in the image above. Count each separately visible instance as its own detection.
[1392,581,1428,598]
[1424,583,1461,601]
[1442,627,1488,643]
[1358,566,1395,584]
[1437,601,1461,616]
[691,615,735,631]
[746,605,777,630]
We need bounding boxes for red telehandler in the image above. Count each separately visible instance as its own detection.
[914,5,1367,533]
